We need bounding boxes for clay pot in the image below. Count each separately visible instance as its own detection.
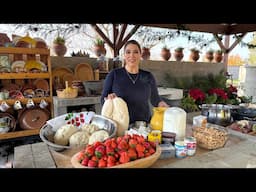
[161,48,171,61]
[94,45,106,57]
[205,52,214,62]
[190,50,200,62]
[174,50,184,61]
[141,47,150,60]
[214,52,223,63]
[53,43,67,57]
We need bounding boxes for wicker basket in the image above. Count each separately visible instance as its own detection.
[70,145,161,168]
[56,81,78,99]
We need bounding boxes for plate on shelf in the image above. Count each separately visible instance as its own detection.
[74,63,94,81]
[11,60,26,72]
[19,107,50,130]
[34,79,49,91]
[62,73,75,87]
[52,67,74,85]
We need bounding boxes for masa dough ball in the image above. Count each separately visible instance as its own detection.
[69,131,90,147]
[54,124,78,146]
[81,124,99,135]
[89,130,109,145]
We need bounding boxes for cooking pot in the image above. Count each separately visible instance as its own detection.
[200,104,232,126]
[231,107,256,121]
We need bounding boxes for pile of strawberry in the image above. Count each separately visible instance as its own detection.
[76,134,157,168]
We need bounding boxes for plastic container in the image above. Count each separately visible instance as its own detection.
[159,143,175,159]
[192,123,228,150]
[174,141,187,158]
[163,107,186,140]
[184,137,196,156]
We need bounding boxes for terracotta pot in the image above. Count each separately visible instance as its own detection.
[190,51,200,62]
[141,47,150,60]
[94,45,106,57]
[161,48,171,61]
[53,43,67,57]
[174,50,184,61]
[214,53,223,63]
[205,52,214,62]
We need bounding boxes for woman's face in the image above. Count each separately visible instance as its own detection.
[124,43,141,68]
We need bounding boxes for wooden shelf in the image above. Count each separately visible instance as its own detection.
[0,46,53,141]
[0,72,50,79]
[0,97,52,105]
[0,129,40,140]
[0,47,49,55]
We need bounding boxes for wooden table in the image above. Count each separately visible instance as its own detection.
[13,124,249,168]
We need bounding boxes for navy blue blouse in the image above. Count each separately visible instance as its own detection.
[101,67,161,124]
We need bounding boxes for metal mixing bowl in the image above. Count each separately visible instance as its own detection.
[39,114,117,151]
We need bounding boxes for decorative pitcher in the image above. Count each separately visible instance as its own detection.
[150,107,167,131]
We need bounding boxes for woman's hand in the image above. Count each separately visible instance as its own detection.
[104,93,117,100]
[158,100,170,107]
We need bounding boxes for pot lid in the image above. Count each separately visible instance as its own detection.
[19,107,50,130]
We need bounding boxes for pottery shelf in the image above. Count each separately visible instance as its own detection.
[0,47,53,140]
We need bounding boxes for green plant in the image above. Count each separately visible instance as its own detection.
[190,48,199,52]
[181,95,200,112]
[215,49,223,54]
[94,38,105,46]
[206,49,214,54]
[162,45,169,50]
[53,36,65,44]
[175,47,184,52]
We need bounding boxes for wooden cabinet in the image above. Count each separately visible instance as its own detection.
[0,47,53,140]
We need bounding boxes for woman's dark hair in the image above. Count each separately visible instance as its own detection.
[124,40,141,53]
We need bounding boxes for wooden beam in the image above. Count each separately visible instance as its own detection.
[213,34,227,53]
[116,24,128,49]
[118,25,140,50]
[223,35,230,73]
[113,24,119,57]
[91,24,114,49]
[227,33,247,53]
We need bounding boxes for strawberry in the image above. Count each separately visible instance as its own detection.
[129,139,138,148]
[119,151,130,164]
[127,148,137,160]
[85,145,95,157]
[88,160,97,167]
[95,145,106,158]
[98,159,107,168]
[81,156,90,166]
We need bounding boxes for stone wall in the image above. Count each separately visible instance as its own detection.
[51,56,225,86]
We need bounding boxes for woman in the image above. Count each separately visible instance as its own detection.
[101,40,169,124]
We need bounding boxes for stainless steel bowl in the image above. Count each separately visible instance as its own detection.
[39,114,117,151]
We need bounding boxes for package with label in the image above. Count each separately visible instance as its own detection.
[159,143,175,159]
[193,115,207,127]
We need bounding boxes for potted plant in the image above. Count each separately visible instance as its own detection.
[94,38,106,57]
[205,49,214,62]
[189,48,200,62]
[214,50,223,63]
[141,47,150,60]
[174,47,184,61]
[161,46,171,61]
[53,36,67,57]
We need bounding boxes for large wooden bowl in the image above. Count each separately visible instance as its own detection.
[71,145,161,168]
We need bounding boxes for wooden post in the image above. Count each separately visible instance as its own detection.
[223,35,230,73]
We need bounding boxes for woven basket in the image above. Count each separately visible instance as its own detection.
[71,145,161,168]
[56,81,78,99]
[0,112,16,133]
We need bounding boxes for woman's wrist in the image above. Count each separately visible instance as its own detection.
[158,100,170,107]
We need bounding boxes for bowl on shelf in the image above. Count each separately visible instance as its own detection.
[39,114,117,151]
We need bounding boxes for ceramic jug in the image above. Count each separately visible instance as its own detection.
[150,107,167,131]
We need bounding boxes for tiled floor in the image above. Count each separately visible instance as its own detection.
[0,136,42,168]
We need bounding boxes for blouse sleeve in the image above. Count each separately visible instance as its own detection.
[149,72,161,106]
[100,70,114,105]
